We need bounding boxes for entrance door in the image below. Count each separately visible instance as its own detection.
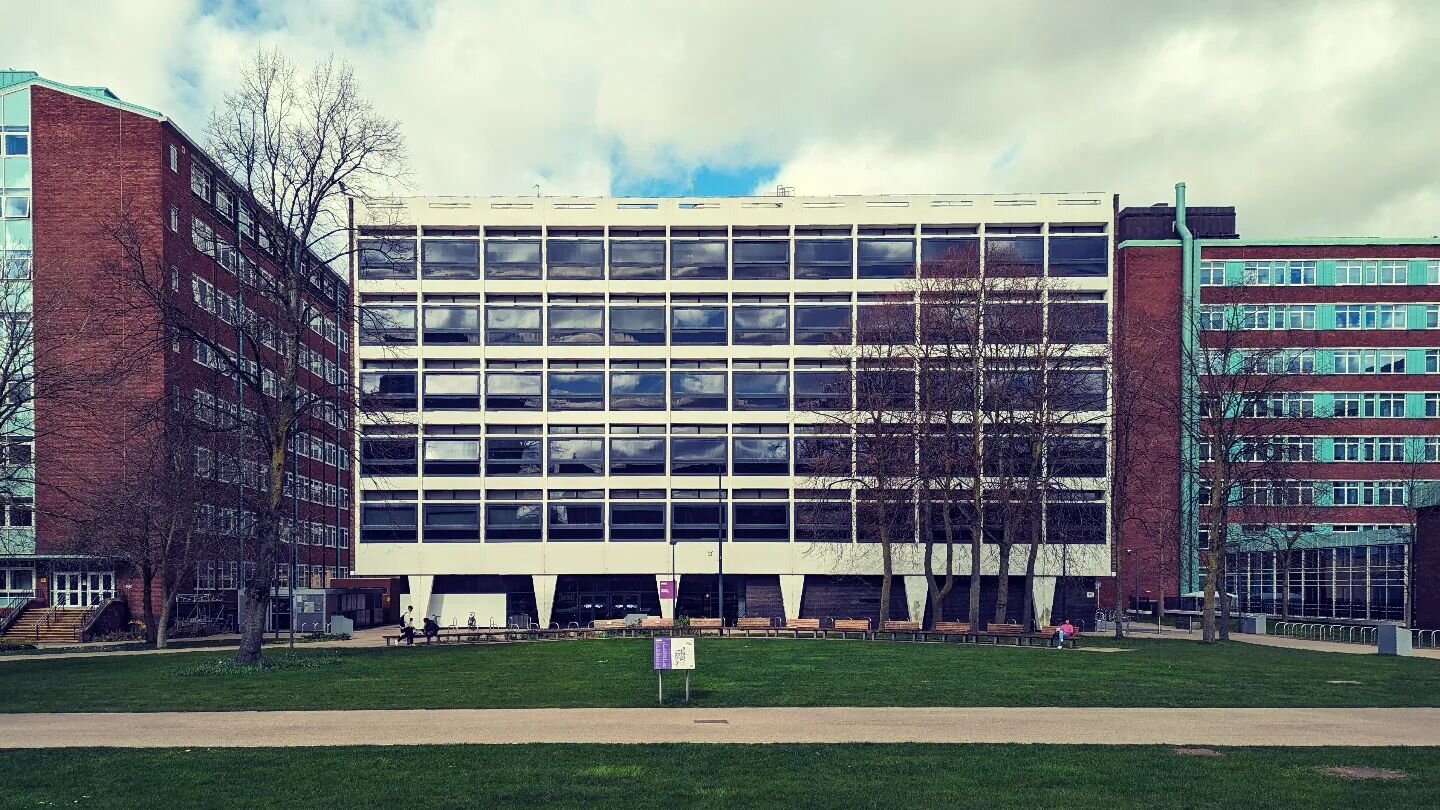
[51,571,115,607]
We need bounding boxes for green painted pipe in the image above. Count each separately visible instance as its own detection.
[1176,182,1200,594]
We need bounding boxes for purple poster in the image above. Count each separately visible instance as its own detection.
[653,636,672,670]
[659,579,676,599]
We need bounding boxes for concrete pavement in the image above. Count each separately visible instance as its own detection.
[6,707,1440,748]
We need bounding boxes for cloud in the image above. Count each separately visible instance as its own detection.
[9,0,1440,236]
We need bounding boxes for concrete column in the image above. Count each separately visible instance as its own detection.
[903,575,929,625]
[405,575,434,621]
[779,574,804,621]
[656,574,677,619]
[1031,576,1057,628]
[531,575,557,629]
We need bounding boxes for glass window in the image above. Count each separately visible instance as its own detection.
[983,369,1041,411]
[1048,437,1106,477]
[984,303,1043,344]
[485,438,542,476]
[609,240,665,280]
[733,503,789,542]
[733,437,789,475]
[610,438,666,475]
[671,371,727,410]
[360,371,417,410]
[858,302,916,344]
[361,504,417,542]
[672,502,727,542]
[485,372,542,410]
[548,372,605,410]
[732,305,789,345]
[421,240,480,279]
[610,371,666,410]
[795,371,851,410]
[359,305,416,345]
[549,503,604,541]
[3,134,29,156]
[920,237,980,277]
[795,305,852,345]
[857,369,914,410]
[671,437,727,475]
[360,438,417,476]
[548,306,604,344]
[1048,236,1108,277]
[609,307,666,345]
[424,504,480,542]
[1046,503,1105,543]
[795,239,852,279]
[485,306,542,345]
[423,372,481,410]
[857,239,916,279]
[610,502,666,541]
[1049,370,1107,411]
[671,240,727,280]
[733,240,789,279]
[670,306,728,345]
[986,236,1043,276]
[485,503,542,542]
[423,439,481,475]
[422,306,480,344]
[485,240,542,279]
[548,438,604,475]
[546,239,604,279]
[357,239,416,280]
[733,371,790,410]
[1050,303,1108,344]
[796,500,852,542]
[795,435,852,476]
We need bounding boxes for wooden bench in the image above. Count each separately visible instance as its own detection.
[981,623,1026,644]
[639,616,673,631]
[785,617,822,637]
[734,617,775,634]
[932,621,972,634]
[1035,625,1082,648]
[686,617,723,632]
[591,618,627,631]
[833,618,871,636]
[882,620,921,632]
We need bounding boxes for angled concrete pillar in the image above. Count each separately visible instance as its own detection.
[656,574,677,619]
[779,574,805,621]
[904,575,929,625]
[532,575,557,629]
[1031,576,1058,628]
[405,575,435,621]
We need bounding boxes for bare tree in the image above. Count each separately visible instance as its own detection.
[1180,305,1308,642]
[99,50,405,664]
[68,396,218,647]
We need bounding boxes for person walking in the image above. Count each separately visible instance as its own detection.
[1056,617,1077,649]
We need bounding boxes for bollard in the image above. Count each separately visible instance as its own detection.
[1377,623,1412,656]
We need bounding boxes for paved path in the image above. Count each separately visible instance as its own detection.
[6,707,1440,748]
[0,626,393,663]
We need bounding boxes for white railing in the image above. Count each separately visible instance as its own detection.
[1412,629,1440,649]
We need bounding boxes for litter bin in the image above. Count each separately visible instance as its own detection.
[1377,623,1412,656]
[1240,615,1267,635]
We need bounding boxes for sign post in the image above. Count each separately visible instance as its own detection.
[652,636,696,704]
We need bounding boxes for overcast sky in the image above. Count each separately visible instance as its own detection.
[10,0,1440,236]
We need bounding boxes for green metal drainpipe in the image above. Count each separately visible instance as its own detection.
[1176,182,1201,595]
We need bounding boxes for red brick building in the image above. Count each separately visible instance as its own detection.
[0,71,354,641]
[1116,188,1438,623]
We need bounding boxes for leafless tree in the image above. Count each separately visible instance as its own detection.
[101,49,405,664]
[67,396,220,647]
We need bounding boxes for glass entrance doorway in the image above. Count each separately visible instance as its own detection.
[51,571,115,607]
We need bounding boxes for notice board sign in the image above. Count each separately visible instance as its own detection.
[653,636,695,670]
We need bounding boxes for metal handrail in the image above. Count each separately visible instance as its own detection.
[0,595,31,635]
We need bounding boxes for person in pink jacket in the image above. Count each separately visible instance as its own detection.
[1056,618,1077,649]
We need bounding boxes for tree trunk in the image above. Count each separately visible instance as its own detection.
[1218,550,1232,641]
[923,533,941,629]
[877,508,893,627]
[156,593,174,650]
[140,564,157,648]
[1280,549,1292,620]
[1113,544,1126,639]
[1020,520,1042,631]
[993,538,1013,624]
[968,518,983,627]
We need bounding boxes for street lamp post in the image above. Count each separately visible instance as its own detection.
[716,473,725,624]
[1127,548,1139,616]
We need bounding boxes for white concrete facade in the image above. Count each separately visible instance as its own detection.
[353,193,1114,626]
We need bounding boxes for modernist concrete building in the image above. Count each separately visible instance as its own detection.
[0,71,355,642]
[1117,189,1439,623]
[352,193,1115,629]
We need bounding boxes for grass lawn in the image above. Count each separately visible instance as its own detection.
[5,637,1440,712]
[3,744,1438,809]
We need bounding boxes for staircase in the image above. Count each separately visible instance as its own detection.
[0,606,87,644]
